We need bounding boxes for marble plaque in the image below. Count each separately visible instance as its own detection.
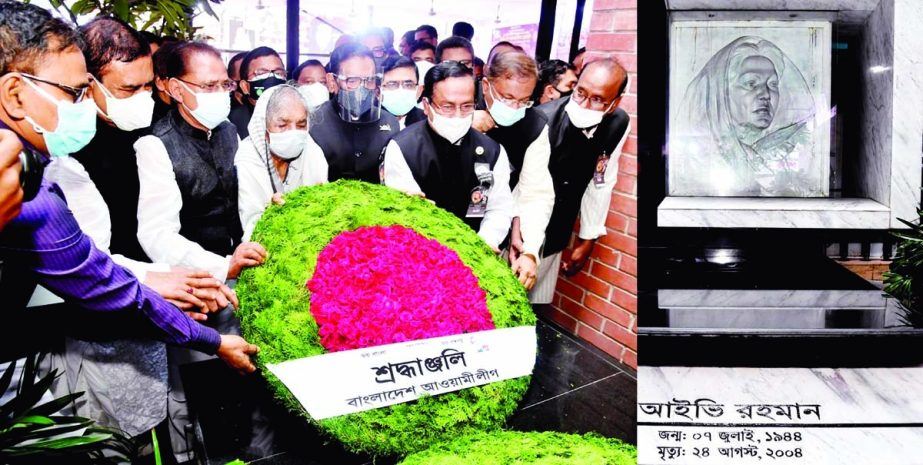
[638,366,923,464]
[668,21,832,197]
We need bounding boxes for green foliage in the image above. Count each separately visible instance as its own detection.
[236,180,536,457]
[0,353,134,464]
[884,211,923,326]
[397,431,637,465]
[37,0,219,40]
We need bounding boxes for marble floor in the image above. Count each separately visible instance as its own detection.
[175,313,636,465]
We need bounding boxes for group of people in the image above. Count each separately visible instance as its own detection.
[0,1,629,462]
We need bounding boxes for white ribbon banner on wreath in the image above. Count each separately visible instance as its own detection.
[267,325,537,420]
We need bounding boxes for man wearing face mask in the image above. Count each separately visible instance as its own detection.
[534,59,578,105]
[480,51,554,293]
[381,56,425,129]
[135,41,266,282]
[531,59,630,304]
[42,17,241,439]
[237,85,327,241]
[0,0,258,379]
[309,43,399,183]
[383,61,512,251]
[228,46,286,140]
[292,58,329,112]
[228,51,247,109]
[134,40,272,461]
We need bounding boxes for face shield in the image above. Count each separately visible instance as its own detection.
[334,73,383,123]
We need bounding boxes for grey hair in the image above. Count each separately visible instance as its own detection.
[266,84,307,124]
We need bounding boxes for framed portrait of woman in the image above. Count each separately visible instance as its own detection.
[668,20,832,197]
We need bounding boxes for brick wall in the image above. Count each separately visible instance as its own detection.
[539,0,638,369]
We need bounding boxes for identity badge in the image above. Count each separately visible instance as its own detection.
[593,151,610,187]
[466,186,488,218]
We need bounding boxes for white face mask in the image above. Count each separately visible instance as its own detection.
[297,83,329,111]
[427,103,472,143]
[564,96,615,129]
[381,88,418,116]
[92,75,155,131]
[175,80,230,130]
[268,129,308,160]
[415,61,435,82]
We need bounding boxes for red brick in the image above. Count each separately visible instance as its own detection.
[611,286,637,313]
[618,94,637,114]
[628,115,638,136]
[567,271,612,300]
[621,348,637,369]
[620,253,637,276]
[603,320,637,351]
[605,211,629,232]
[539,305,578,334]
[619,154,637,176]
[576,324,624,359]
[612,9,637,31]
[614,173,636,195]
[627,218,637,236]
[585,293,633,328]
[593,242,620,267]
[590,11,615,32]
[593,0,636,10]
[622,135,638,155]
[598,231,637,257]
[609,193,636,217]
[592,262,637,293]
[555,278,585,302]
[612,53,637,73]
[558,296,604,330]
[586,33,636,53]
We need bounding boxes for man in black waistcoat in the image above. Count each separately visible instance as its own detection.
[383,61,513,252]
[531,59,631,304]
[479,51,555,293]
[309,43,399,183]
[135,41,266,283]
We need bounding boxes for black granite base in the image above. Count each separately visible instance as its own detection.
[176,315,636,465]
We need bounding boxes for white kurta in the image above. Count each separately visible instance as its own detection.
[382,133,514,249]
[45,157,169,282]
[511,126,555,260]
[134,135,233,281]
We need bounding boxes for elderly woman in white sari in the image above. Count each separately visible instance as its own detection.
[670,36,824,197]
[236,84,328,240]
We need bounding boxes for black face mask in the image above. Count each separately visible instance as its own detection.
[248,74,287,100]
[555,87,573,100]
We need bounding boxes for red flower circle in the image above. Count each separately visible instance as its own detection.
[308,225,494,352]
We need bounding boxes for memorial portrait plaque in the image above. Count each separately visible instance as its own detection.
[668,21,831,197]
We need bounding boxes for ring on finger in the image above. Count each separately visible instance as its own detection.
[187,287,195,295]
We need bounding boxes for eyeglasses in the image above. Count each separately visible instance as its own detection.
[382,80,417,91]
[428,99,476,117]
[335,74,382,90]
[20,73,89,102]
[174,77,237,93]
[486,81,533,109]
[572,87,615,111]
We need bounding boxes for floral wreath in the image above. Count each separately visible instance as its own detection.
[236,180,536,456]
[398,431,638,465]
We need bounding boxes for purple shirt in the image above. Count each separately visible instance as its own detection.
[0,179,221,354]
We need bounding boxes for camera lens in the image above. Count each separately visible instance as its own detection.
[19,148,43,202]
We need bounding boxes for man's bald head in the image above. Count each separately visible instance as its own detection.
[574,58,627,114]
